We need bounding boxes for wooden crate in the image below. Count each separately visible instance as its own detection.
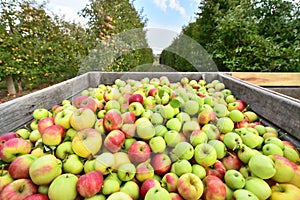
[0,72,299,147]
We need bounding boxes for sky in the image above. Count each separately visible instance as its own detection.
[43,0,202,54]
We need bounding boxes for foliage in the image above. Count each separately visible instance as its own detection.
[160,0,300,72]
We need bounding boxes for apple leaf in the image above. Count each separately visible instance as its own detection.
[170,99,181,108]
[158,89,165,99]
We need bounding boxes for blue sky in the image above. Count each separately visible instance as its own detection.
[43,0,201,53]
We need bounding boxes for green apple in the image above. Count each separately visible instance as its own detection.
[164,130,181,147]
[216,117,234,133]
[105,99,121,111]
[208,139,227,159]
[149,136,166,153]
[192,164,206,179]
[124,138,136,151]
[48,173,78,200]
[202,124,220,140]
[145,186,171,200]
[226,95,236,103]
[171,159,192,177]
[223,132,243,150]
[264,137,284,149]
[0,170,13,192]
[270,183,300,200]
[283,146,300,163]
[182,121,200,136]
[262,143,283,156]
[16,128,31,139]
[54,109,73,129]
[248,154,276,179]
[29,129,42,143]
[102,178,121,196]
[142,109,153,119]
[135,117,155,140]
[237,144,256,164]
[172,141,194,160]
[33,108,49,120]
[176,112,191,123]
[84,159,96,173]
[154,125,168,137]
[224,169,245,190]
[183,100,199,116]
[55,141,74,160]
[244,111,258,122]
[244,176,272,200]
[270,154,296,183]
[166,118,182,132]
[117,163,136,181]
[63,154,83,175]
[233,189,259,200]
[240,132,264,149]
[194,143,217,167]
[225,184,233,200]
[214,103,229,118]
[120,181,140,200]
[151,112,164,125]
[254,124,266,135]
[229,110,244,122]
[84,194,106,200]
[190,130,208,147]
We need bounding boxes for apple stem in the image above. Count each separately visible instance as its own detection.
[275,183,284,192]
[278,132,287,138]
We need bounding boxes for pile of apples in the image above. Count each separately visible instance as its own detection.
[0,76,299,200]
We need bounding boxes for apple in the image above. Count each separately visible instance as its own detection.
[117,163,136,181]
[270,183,300,200]
[182,121,200,137]
[202,124,220,140]
[145,186,171,200]
[55,141,74,160]
[73,95,98,112]
[121,123,136,138]
[128,140,151,164]
[229,109,244,122]
[223,131,242,150]
[0,137,31,163]
[0,170,13,193]
[213,103,229,118]
[120,181,140,200]
[135,117,155,140]
[170,192,184,200]
[151,153,172,175]
[29,154,62,185]
[29,130,42,143]
[198,109,216,125]
[30,119,39,130]
[202,175,226,200]
[224,169,245,190]
[41,124,65,146]
[62,154,83,174]
[70,108,96,131]
[102,109,123,132]
[240,131,263,149]
[102,177,120,196]
[0,132,17,147]
[182,100,199,116]
[105,99,121,111]
[237,144,256,164]
[270,154,297,182]
[222,151,243,170]
[106,192,132,200]
[123,138,136,151]
[205,160,226,179]
[232,189,259,200]
[0,179,37,200]
[216,117,234,133]
[103,87,121,102]
[189,129,208,147]
[83,159,96,173]
[38,117,55,134]
[129,93,144,104]
[248,154,276,179]
[104,130,125,153]
[194,143,217,167]
[244,176,272,200]
[208,139,227,159]
[24,193,49,200]
[140,178,161,199]
[48,173,78,200]
[143,96,156,110]
[16,129,31,139]
[129,102,145,116]
[8,154,37,179]
[172,141,194,160]
[171,159,192,177]
[33,107,49,120]
[149,136,167,153]
[135,161,155,182]
[113,151,131,170]
[287,164,300,188]
[76,171,103,198]
[54,109,73,129]
[177,173,203,200]
[161,173,179,193]
[72,128,102,158]
[122,111,136,123]
[244,111,258,122]
[164,130,181,147]
[283,145,300,163]
[94,152,116,175]
[264,137,284,149]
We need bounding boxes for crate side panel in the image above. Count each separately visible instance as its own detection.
[0,74,90,133]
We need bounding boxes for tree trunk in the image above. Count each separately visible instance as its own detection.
[6,75,16,95]
[17,78,23,93]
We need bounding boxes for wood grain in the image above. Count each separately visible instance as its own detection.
[230,72,300,86]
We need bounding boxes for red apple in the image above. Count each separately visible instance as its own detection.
[38,117,55,134]
[148,88,158,97]
[236,99,247,111]
[41,125,65,146]
[0,179,37,200]
[24,194,49,200]
[128,141,151,164]
[122,111,136,124]
[73,96,98,112]
[121,123,137,138]
[222,151,243,171]
[0,132,17,147]
[140,178,160,199]
[104,130,126,153]
[170,192,184,200]
[129,94,144,104]
[151,153,172,175]
[205,160,227,179]
[8,154,37,179]
[0,138,31,163]
[202,175,226,200]
[103,109,123,132]
[76,171,103,198]
[161,173,179,193]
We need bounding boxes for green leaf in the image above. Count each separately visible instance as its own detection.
[170,99,181,108]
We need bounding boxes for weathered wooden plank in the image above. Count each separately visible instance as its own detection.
[267,87,300,100]
[219,73,300,143]
[230,72,300,86]
[0,73,90,133]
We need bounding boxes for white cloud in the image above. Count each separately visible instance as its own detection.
[153,0,168,11]
[169,0,186,17]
